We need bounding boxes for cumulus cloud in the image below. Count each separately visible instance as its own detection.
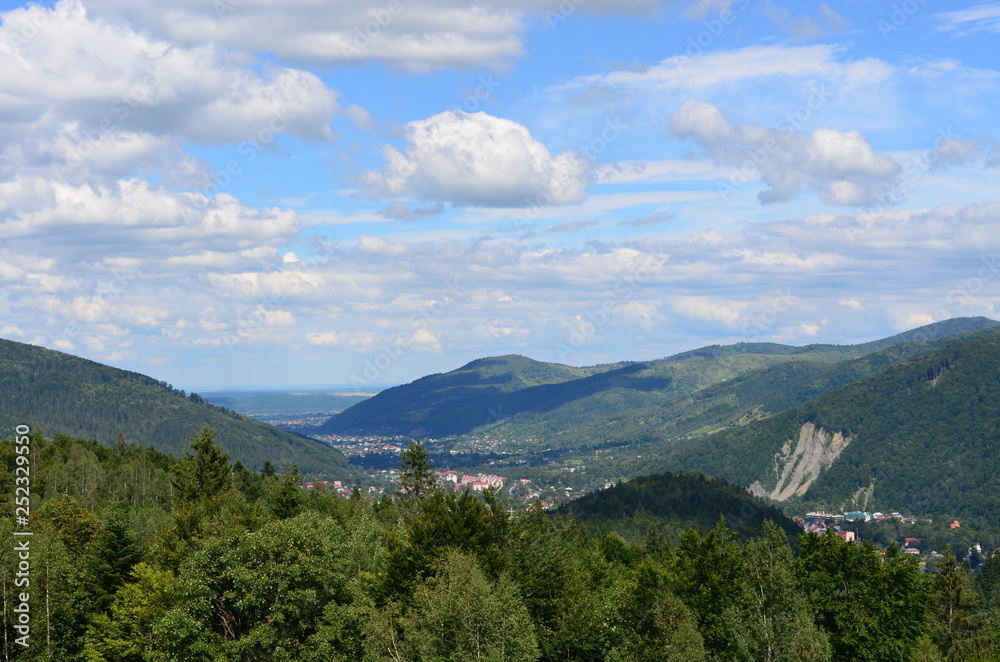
[9,199,1000,381]
[307,331,340,346]
[672,295,744,326]
[0,0,341,185]
[670,99,901,205]
[0,177,300,254]
[362,110,593,208]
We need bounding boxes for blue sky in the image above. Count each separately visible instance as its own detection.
[1,0,999,389]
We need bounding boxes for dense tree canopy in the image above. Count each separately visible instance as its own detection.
[0,430,997,661]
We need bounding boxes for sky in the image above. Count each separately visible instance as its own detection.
[1,0,1000,390]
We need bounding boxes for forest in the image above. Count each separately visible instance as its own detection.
[1,430,998,661]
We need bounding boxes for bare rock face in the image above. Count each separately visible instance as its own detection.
[768,422,850,501]
[746,480,770,499]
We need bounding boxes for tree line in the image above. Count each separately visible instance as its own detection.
[0,432,998,661]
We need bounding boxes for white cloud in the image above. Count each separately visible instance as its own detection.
[80,0,669,73]
[560,44,894,92]
[0,177,300,253]
[936,3,1000,34]
[799,322,821,336]
[0,0,341,189]
[411,329,440,346]
[670,100,901,205]
[672,296,744,326]
[258,307,296,327]
[595,160,717,184]
[362,110,593,207]
[307,331,340,346]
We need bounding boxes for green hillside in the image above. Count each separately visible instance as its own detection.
[320,318,1000,449]
[318,354,625,436]
[660,327,1000,527]
[0,339,350,476]
[546,323,1000,448]
[556,471,799,543]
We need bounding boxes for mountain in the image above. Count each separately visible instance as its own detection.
[556,471,800,543]
[318,318,1000,448]
[544,322,1000,448]
[659,327,1000,526]
[0,338,350,476]
[318,354,627,437]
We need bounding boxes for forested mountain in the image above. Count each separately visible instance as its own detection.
[551,323,1000,448]
[319,317,999,447]
[660,328,1000,527]
[319,354,628,436]
[0,338,349,475]
[556,471,800,543]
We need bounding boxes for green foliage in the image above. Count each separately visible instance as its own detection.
[669,518,746,658]
[161,512,352,660]
[725,520,831,662]
[666,328,1000,531]
[397,440,436,502]
[556,471,799,543]
[271,463,304,519]
[607,556,707,662]
[390,550,539,662]
[319,318,999,447]
[83,562,175,662]
[977,554,1000,609]
[925,549,996,661]
[172,426,232,506]
[797,530,929,661]
[0,432,997,660]
[0,337,351,475]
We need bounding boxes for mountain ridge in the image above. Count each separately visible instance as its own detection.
[658,327,1000,525]
[318,317,1000,444]
[0,338,350,476]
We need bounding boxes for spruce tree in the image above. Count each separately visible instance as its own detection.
[171,426,231,505]
[926,548,995,661]
[397,440,436,501]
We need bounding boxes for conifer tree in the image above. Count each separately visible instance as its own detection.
[171,426,231,505]
[926,548,995,661]
[397,440,436,501]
